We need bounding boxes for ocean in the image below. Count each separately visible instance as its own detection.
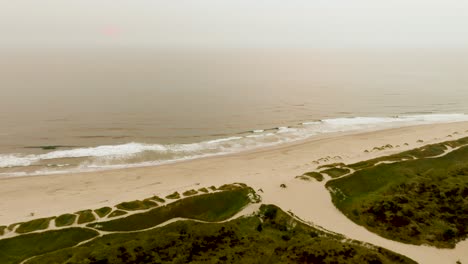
[1,49,468,177]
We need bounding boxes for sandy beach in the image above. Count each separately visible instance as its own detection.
[1,121,468,263]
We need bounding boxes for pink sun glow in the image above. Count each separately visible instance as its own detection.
[101,26,121,37]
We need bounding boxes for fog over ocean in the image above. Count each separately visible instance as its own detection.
[1,49,468,177]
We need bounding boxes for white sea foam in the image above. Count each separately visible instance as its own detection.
[1,113,467,176]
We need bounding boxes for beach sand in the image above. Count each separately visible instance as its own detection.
[1,121,468,263]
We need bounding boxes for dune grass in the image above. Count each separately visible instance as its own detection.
[198,187,209,193]
[305,172,324,181]
[317,162,346,169]
[0,228,98,264]
[116,200,157,211]
[55,214,77,227]
[321,167,350,178]
[150,195,165,203]
[327,142,468,248]
[0,226,6,236]
[15,217,54,234]
[1,184,416,264]
[27,205,415,264]
[94,207,112,218]
[165,192,181,200]
[108,210,128,218]
[76,210,96,225]
[299,172,324,182]
[87,187,254,232]
[348,137,468,171]
[182,189,198,196]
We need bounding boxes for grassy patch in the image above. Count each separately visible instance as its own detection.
[182,189,198,196]
[317,162,346,169]
[0,228,98,264]
[0,226,6,236]
[88,187,254,232]
[116,200,157,211]
[327,143,468,248]
[165,192,180,200]
[150,195,165,203]
[28,205,415,264]
[94,207,112,218]
[321,167,351,178]
[303,172,324,182]
[347,137,468,171]
[108,210,128,218]
[198,187,209,193]
[218,183,247,191]
[7,223,21,232]
[16,217,54,234]
[55,214,77,227]
[76,210,96,224]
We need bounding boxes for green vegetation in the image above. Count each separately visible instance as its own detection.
[317,162,346,169]
[7,223,21,232]
[55,214,77,227]
[1,184,417,264]
[27,205,415,264]
[182,189,198,196]
[0,228,98,264]
[94,207,112,218]
[321,167,351,178]
[372,144,394,151]
[107,210,127,218]
[327,140,468,248]
[116,200,157,211]
[298,172,324,182]
[348,137,468,171]
[209,186,217,191]
[165,192,180,200]
[16,217,54,234]
[0,226,6,236]
[198,187,209,193]
[76,210,96,224]
[88,187,254,232]
[218,183,247,191]
[108,210,128,218]
[150,196,165,203]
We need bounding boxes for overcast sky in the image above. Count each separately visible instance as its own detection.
[1,0,468,50]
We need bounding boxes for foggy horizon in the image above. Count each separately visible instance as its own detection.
[2,0,468,50]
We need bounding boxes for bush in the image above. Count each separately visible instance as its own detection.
[165,192,181,200]
[16,217,54,234]
[55,214,77,227]
[94,207,112,218]
[76,210,96,224]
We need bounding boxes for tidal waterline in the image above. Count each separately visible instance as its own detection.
[1,49,468,176]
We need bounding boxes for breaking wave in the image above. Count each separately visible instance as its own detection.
[1,113,468,176]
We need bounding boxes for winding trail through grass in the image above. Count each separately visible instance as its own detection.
[19,203,261,264]
[278,142,468,264]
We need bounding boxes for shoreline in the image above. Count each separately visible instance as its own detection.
[3,113,468,178]
[1,121,468,263]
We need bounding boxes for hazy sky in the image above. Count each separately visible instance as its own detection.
[1,0,468,50]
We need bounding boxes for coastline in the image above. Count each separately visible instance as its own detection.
[1,121,468,263]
